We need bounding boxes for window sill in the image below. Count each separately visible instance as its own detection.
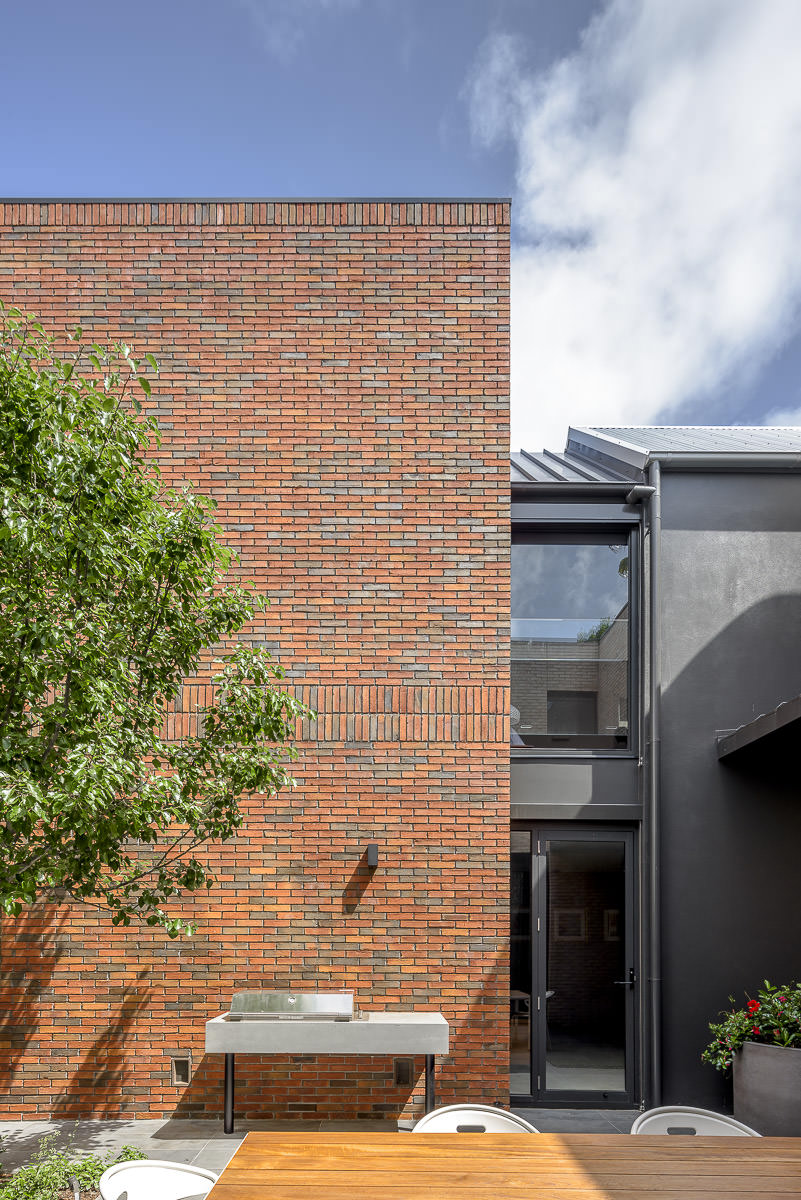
[511,746,639,761]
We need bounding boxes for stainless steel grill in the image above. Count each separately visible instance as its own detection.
[207,992,448,1133]
[226,990,354,1022]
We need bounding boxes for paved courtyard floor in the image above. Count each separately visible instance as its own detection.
[0,1109,639,1174]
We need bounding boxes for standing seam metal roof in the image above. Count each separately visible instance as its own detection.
[573,426,801,454]
[510,449,637,485]
[512,426,801,483]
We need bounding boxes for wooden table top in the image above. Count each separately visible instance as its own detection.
[210,1130,801,1199]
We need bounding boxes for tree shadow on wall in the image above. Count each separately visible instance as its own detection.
[0,904,71,1096]
[50,971,152,1118]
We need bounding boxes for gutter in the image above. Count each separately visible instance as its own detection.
[510,482,640,498]
[650,452,801,472]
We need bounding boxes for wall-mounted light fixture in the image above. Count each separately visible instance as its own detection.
[366,843,379,869]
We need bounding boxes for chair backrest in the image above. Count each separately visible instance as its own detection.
[630,1106,761,1136]
[99,1160,219,1200]
[413,1104,538,1133]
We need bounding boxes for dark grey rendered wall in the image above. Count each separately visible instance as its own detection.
[659,471,801,1108]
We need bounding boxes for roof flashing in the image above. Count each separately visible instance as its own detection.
[514,427,801,485]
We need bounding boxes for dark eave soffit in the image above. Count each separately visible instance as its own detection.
[717,693,801,760]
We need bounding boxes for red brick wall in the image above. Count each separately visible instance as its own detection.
[0,200,510,1120]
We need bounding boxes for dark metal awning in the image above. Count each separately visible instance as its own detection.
[717,693,801,760]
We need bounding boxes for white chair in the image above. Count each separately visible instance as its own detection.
[413,1103,538,1133]
[630,1106,761,1136]
[99,1160,219,1200]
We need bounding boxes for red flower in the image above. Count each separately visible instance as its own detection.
[779,996,786,1002]
[775,1029,781,1037]
[747,1000,760,1013]
[752,1025,760,1035]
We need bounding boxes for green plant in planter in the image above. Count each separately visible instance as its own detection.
[0,1133,146,1200]
[702,980,801,1072]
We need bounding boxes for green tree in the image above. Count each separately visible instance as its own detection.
[576,616,613,643]
[0,303,311,936]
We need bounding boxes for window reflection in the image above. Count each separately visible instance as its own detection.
[509,830,532,1095]
[511,538,630,749]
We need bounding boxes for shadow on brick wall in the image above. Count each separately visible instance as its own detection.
[170,1052,224,1120]
[168,1049,421,1122]
[341,849,376,914]
[50,972,151,1118]
[0,905,72,1100]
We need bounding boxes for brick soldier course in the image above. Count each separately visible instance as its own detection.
[0,199,510,1120]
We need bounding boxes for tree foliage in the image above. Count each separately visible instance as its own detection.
[0,303,312,936]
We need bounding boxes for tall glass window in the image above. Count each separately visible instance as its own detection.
[511,535,630,749]
[509,829,532,1095]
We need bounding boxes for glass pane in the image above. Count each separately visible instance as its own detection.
[511,540,629,748]
[509,830,531,1095]
[547,691,597,735]
[544,839,626,1093]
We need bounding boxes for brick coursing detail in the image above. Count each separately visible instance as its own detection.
[0,201,510,1121]
[0,200,510,229]
[170,684,509,744]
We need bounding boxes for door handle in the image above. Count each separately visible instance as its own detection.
[614,968,636,988]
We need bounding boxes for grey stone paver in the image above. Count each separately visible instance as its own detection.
[512,1107,639,1133]
[0,1110,638,1175]
[0,1117,395,1174]
[604,1109,640,1132]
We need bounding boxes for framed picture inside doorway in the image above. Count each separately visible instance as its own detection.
[553,908,586,941]
[604,908,621,941]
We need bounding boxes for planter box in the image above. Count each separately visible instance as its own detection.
[734,1041,801,1136]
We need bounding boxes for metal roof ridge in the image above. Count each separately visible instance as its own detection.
[517,449,565,481]
[564,429,649,473]
[592,427,801,436]
[510,453,537,483]
[564,452,637,483]
[569,426,651,454]
[540,449,597,482]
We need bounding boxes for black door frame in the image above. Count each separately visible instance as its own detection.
[511,821,640,1109]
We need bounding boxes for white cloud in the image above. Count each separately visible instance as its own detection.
[467,1,801,450]
[237,0,361,62]
[761,406,801,426]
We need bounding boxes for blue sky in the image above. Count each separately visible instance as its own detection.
[2,0,801,448]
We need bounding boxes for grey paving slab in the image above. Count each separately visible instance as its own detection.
[511,1107,639,1133]
[131,1142,203,1167]
[0,1120,178,1171]
[188,1141,243,1172]
[321,1120,399,1132]
[0,1109,638,1175]
[604,1109,639,1132]
[149,1120,317,1140]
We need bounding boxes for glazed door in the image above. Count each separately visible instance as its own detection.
[510,826,637,1105]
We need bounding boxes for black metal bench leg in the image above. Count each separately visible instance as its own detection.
[224,1053,235,1134]
[425,1054,435,1113]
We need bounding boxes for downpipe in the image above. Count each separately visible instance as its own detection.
[627,466,662,1107]
[647,460,662,1105]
